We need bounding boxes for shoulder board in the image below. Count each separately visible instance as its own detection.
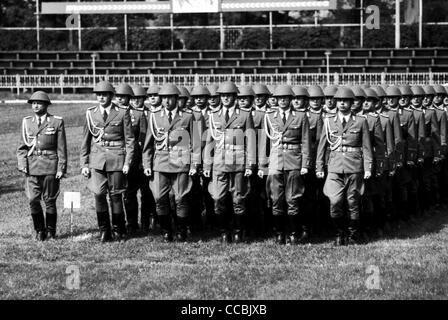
[88,106,96,110]
[240,108,251,112]
[24,116,32,119]
[153,108,163,113]
[380,113,389,118]
[403,107,413,112]
[295,108,306,112]
[266,109,276,114]
[53,115,63,120]
[324,113,336,118]
[183,109,192,114]
[211,108,221,113]
[413,108,423,112]
[368,112,378,118]
[116,105,128,110]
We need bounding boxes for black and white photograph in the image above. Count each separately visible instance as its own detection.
[1,0,448,304]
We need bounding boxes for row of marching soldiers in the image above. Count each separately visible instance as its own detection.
[18,79,448,245]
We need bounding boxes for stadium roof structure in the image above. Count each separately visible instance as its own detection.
[41,0,337,14]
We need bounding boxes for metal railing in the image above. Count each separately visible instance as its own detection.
[1,73,448,93]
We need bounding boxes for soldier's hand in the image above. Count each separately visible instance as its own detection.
[81,167,90,178]
[144,168,152,177]
[122,165,130,175]
[389,170,396,177]
[55,171,63,179]
[244,169,253,177]
[418,158,424,165]
[407,161,415,167]
[203,170,211,178]
[257,169,264,179]
[19,167,28,175]
[316,171,325,179]
[376,172,382,177]
[364,171,372,180]
[300,168,308,175]
[189,168,197,176]
[434,157,441,164]
[396,162,403,169]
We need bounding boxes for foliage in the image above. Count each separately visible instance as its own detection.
[235,29,270,49]
[181,29,220,50]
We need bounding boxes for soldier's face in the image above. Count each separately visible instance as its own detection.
[254,95,268,107]
[115,94,130,107]
[387,97,399,108]
[309,98,322,111]
[237,96,252,109]
[208,96,220,107]
[434,94,444,105]
[96,92,113,107]
[148,94,161,107]
[325,97,335,109]
[444,96,448,106]
[178,97,187,110]
[277,96,291,110]
[336,99,352,113]
[351,98,364,112]
[292,97,307,110]
[221,94,236,108]
[162,95,178,111]
[194,96,208,109]
[130,97,145,109]
[411,96,423,107]
[423,95,433,106]
[31,101,48,116]
[186,97,194,108]
[399,96,410,107]
[363,98,376,112]
[268,97,278,107]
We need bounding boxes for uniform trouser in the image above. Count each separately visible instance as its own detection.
[89,169,126,233]
[123,166,156,228]
[247,174,269,236]
[302,169,324,233]
[377,173,394,225]
[150,172,192,219]
[190,175,214,230]
[323,173,364,220]
[393,166,417,221]
[438,159,448,203]
[25,175,60,232]
[270,170,305,217]
[421,158,439,209]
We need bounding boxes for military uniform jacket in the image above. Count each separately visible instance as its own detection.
[129,107,147,168]
[252,107,268,169]
[259,108,311,173]
[359,112,386,175]
[378,112,396,171]
[378,108,404,165]
[204,106,256,173]
[143,108,201,173]
[306,109,323,170]
[80,104,135,172]
[433,105,447,156]
[422,107,440,159]
[411,108,426,160]
[17,113,67,176]
[316,113,373,174]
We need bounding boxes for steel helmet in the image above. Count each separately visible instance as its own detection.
[371,86,386,98]
[292,86,309,97]
[27,91,51,105]
[115,83,134,96]
[272,85,294,97]
[252,83,271,96]
[131,85,147,97]
[423,85,436,96]
[237,85,255,97]
[93,80,115,94]
[158,83,180,96]
[323,85,338,97]
[190,86,210,96]
[351,86,366,98]
[399,85,413,96]
[146,85,160,95]
[178,86,190,98]
[206,84,219,97]
[433,84,447,95]
[411,85,425,96]
[217,81,239,94]
[385,86,402,97]
[364,88,379,100]
[334,87,355,100]
[267,85,276,96]
[307,85,324,98]
[360,84,370,89]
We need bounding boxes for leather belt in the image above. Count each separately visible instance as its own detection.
[334,146,362,152]
[33,150,57,156]
[278,143,300,150]
[218,144,244,151]
[97,140,124,147]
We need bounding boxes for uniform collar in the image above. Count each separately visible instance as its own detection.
[164,107,178,117]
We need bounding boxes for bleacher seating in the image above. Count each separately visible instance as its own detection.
[1,48,448,76]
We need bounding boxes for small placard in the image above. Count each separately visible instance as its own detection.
[64,192,81,209]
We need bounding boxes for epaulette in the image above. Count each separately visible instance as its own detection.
[211,108,221,113]
[412,108,423,113]
[116,105,129,110]
[380,113,389,118]
[24,116,32,119]
[266,109,276,114]
[324,113,336,118]
[240,108,251,112]
[368,112,378,118]
[53,115,63,120]
[403,107,413,112]
[295,108,306,113]
[183,109,192,114]
[309,109,322,114]
[88,106,96,110]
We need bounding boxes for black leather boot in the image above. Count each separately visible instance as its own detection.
[159,215,173,243]
[46,213,57,240]
[176,216,188,242]
[112,213,127,242]
[31,212,46,241]
[97,211,112,243]
[287,215,298,245]
[347,219,361,245]
[273,215,285,245]
[233,214,244,244]
[216,214,231,244]
[332,217,346,246]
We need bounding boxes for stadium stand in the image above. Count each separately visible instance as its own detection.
[2,48,448,76]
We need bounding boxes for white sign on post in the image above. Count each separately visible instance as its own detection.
[172,0,220,13]
[64,192,81,209]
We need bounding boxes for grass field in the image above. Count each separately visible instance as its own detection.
[1,103,448,300]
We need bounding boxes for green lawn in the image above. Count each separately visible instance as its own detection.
[1,103,448,299]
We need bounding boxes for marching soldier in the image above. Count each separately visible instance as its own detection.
[147,85,161,112]
[316,87,373,246]
[142,84,201,242]
[433,84,448,203]
[323,85,338,114]
[178,87,191,111]
[267,85,278,109]
[17,91,67,241]
[80,81,135,242]
[350,86,366,114]
[207,84,221,112]
[258,85,311,244]
[203,81,256,243]
[291,86,309,111]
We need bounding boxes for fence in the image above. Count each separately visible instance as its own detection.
[1,73,448,94]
